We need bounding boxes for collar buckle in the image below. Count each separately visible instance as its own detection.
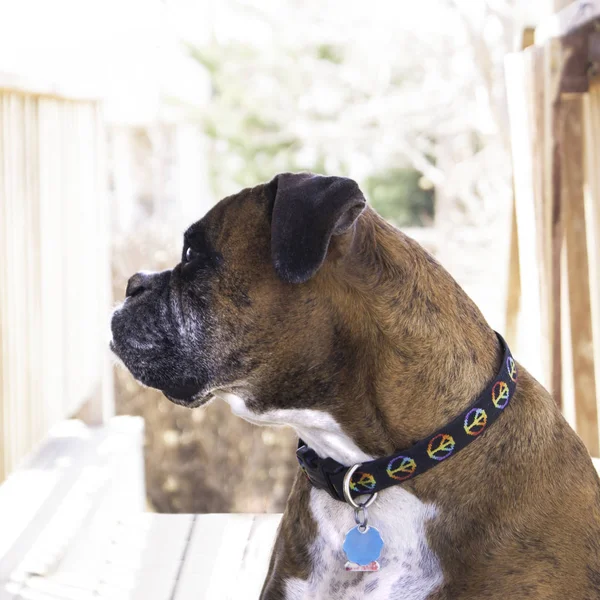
[296,442,347,501]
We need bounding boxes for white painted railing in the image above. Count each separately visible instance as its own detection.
[0,76,113,481]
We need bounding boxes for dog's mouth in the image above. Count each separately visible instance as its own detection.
[110,339,212,408]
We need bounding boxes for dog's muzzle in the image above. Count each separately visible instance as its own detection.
[110,269,207,405]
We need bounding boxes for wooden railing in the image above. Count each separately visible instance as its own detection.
[505,0,600,456]
[0,75,113,481]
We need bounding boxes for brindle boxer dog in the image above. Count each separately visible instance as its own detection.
[111,173,600,599]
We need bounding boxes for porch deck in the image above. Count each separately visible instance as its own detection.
[1,513,281,600]
[0,417,281,600]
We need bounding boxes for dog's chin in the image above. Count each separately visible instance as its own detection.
[162,388,213,409]
[109,339,211,409]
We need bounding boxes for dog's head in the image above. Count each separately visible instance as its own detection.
[110,172,367,410]
[111,171,497,456]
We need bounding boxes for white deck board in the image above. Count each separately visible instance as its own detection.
[174,514,258,600]
[0,418,144,582]
[237,515,281,594]
[0,417,282,600]
[2,513,281,600]
[0,587,18,600]
[53,514,194,600]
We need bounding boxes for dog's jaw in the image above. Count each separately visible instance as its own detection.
[163,390,214,409]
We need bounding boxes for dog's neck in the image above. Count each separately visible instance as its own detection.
[220,211,502,466]
[302,212,502,460]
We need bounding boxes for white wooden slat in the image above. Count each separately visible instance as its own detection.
[0,429,109,582]
[125,515,194,600]
[94,583,134,600]
[36,514,193,600]
[0,418,143,584]
[0,584,19,600]
[10,93,25,467]
[127,577,176,600]
[14,466,112,579]
[237,514,281,598]
[504,50,547,386]
[97,516,191,592]
[0,430,74,561]
[584,82,600,444]
[3,92,18,473]
[37,96,61,433]
[94,101,115,425]
[0,92,8,478]
[23,93,42,453]
[17,577,96,600]
[174,514,258,600]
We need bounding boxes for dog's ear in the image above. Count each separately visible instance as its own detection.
[268,172,366,284]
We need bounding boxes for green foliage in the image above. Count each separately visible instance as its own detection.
[316,44,344,64]
[187,36,436,226]
[364,169,434,227]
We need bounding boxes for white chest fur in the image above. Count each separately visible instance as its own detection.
[215,394,444,600]
[284,487,443,600]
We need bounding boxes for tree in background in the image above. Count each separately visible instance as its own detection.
[186,1,441,227]
[185,0,518,232]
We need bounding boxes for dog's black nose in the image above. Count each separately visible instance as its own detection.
[126,272,153,298]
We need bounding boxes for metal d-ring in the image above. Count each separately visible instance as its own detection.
[343,464,378,510]
[354,505,370,533]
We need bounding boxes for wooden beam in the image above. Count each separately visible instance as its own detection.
[0,71,102,101]
[505,41,567,400]
[522,27,536,50]
[505,49,547,385]
[537,0,600,44]
[584,80,600,449]
[545,38,570,408]
[505,195,521,348]
[560,96,599,455]
[534,44,558,401]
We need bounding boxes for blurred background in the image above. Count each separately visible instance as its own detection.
[1,0,599,522]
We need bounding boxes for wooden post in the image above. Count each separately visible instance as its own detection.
[504,45,559,393]
[560,96,598,454]
[505,49,546,385]
[505,195,521,347]
[584,80,600,449]
[545,38,568,409]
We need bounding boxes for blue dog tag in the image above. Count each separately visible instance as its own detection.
[343,525,384,569]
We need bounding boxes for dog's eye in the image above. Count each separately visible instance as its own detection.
[185,247,200,263]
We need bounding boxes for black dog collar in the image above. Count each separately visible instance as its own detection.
[296,332,517,502]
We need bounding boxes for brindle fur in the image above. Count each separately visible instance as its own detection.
[111,176,600,599]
